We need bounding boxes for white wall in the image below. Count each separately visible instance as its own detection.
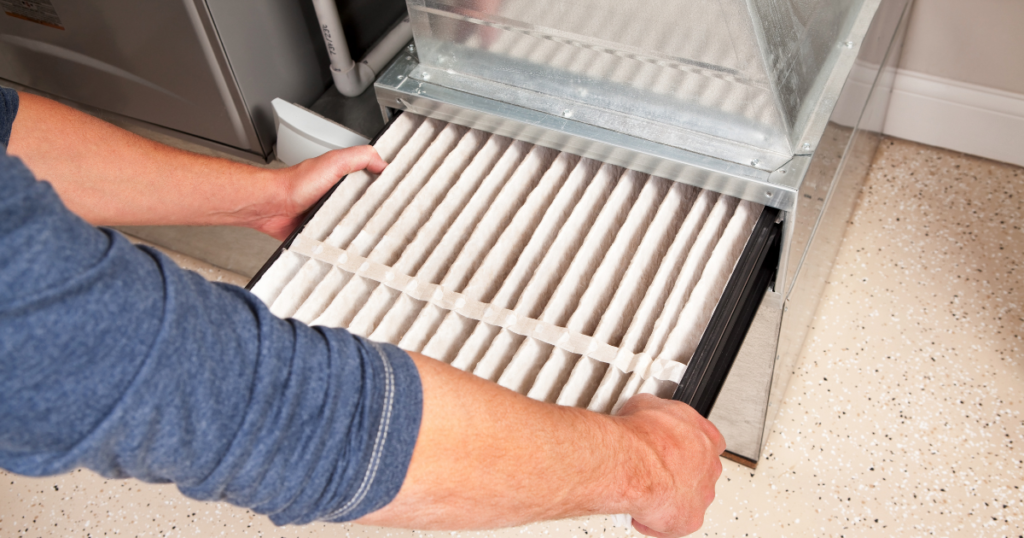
[883,0,1024,166]
[899,0,1024,94]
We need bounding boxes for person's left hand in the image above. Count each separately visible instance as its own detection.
[250,146,387,240]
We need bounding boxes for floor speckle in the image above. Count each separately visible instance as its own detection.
[2,138,1021,537]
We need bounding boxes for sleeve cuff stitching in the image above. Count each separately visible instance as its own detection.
[323,341,396,519]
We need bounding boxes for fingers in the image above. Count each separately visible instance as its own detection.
[288,145,388,207]
[633,512,706,538]
[325,145,387,175]
[250,146,389,239]
[298,146,387,191]
[616,394,726,455]
[632,520,673,538]
[702,418,727,455]
[615,394,725,538]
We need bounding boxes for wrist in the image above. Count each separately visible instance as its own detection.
[235,167,295,237]
[603,414,665,517]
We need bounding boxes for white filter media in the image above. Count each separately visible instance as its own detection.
[252,113,764,412]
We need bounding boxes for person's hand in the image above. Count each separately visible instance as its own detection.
[250,146,387,240]
[614,394,726,537]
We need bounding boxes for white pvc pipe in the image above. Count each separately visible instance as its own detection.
[311,0,413,97]
[365,18,413,74]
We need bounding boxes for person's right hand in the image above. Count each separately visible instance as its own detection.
[614,394,726,537]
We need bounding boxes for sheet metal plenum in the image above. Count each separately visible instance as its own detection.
[250,112,765,413]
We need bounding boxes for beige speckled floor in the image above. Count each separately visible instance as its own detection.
[2,138,1022,537]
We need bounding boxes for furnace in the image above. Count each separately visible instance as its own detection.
[250,0,913,467]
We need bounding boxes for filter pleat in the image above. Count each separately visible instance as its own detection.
[520,174,666,400]
[557,181,698,407]
[387,140,531,355]
[585,185,709,413]
[462,151,577,303]
[366,129,489,266]
[269,259,332,319]
[368,293,426,344]
[345,128,487,335]
[410,140,530,286]
[419,146,557,361]
[612,198,760,411]
[504,162,620,320]
[292,267,351,324]
[312,124,470,328]
[452,157,596,380]
[660,200,762,364]
[643,194,735,360]
[347,123,470,258]
[252,113,766,414]
[490,157,598,311]
[492,336,551,389]
[323,118,444,250]
[528,169,642,325]
[606,196,737,411]
[436,145,557,295]
[250,250,306,305]
[303,113,423,241]
[487,168,646,392]
[397,134,513,276]
[396,300,448,353]
[479,169,641,385]
[441,151,578,374]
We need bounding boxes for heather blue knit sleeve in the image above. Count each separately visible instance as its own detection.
[0,153,422,525]
[0,87,17,148]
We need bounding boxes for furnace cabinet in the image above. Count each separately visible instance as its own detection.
[250,0,911,467]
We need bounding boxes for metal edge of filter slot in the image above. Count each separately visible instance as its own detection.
[673,207,782,415]
[672,206,783,468]
[374,56,798,213]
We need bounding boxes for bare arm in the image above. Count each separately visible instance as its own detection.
[361,352,726,537]
[7,92,386,239]
[6,92,724,536]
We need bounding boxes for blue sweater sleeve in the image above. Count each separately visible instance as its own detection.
[0,87,17,148]
[0,152,422,525]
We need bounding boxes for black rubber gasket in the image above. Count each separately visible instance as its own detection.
[672,206,782,418]
[246,110,404,290]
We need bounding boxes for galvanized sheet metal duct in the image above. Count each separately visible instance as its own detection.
[406,0,863,166]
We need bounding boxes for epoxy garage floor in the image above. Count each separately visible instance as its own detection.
[2,137,1022,537]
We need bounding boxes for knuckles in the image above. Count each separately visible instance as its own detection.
[619,394,724,538]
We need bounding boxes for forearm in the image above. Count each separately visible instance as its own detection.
[358,352,629,529]
[7,92,280,229]
[359,353,671,531]
[359,351,725,536]
[6,91,387,239]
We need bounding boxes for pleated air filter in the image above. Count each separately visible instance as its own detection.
[250,112,766,414]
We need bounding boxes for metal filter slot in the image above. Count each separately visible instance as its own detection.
[250,112,774,414]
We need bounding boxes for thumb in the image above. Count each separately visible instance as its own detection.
[287,145,387,207]
[317,145,388,177]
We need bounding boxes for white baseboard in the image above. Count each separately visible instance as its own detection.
[883,69,1024,167]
